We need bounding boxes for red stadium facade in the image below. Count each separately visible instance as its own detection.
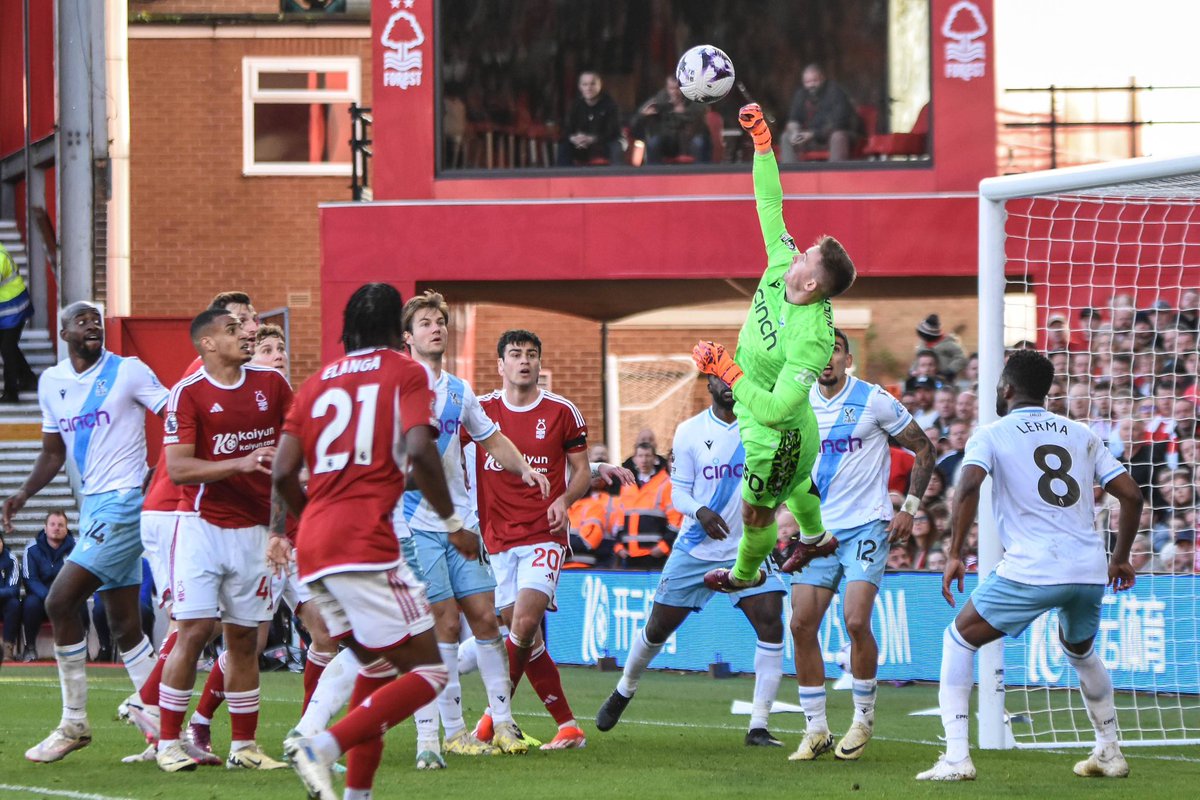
[320,0,997,366]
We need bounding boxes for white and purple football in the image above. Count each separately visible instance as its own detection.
[675,45,735,104]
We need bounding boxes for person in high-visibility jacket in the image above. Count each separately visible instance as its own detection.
[614,442,682,567]
[0,242,35,403]
[566,489,624,568]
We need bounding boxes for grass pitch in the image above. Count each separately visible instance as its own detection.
[0,663,1196,799]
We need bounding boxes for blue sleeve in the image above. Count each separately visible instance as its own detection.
[24,550,49,601]
[0,560,19,602]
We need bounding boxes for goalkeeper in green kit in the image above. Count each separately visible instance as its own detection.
[694,103,857,592]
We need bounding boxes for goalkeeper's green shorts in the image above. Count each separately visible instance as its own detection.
[738,412,820,509]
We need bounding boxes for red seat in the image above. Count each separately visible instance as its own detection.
[863,102,930,159]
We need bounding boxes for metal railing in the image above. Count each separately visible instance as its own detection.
[349,102,373,201]
[998,83,1200,174]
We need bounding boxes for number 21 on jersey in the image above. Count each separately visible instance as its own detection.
[312,384,380,474]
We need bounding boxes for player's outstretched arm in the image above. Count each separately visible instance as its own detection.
[2,432,66,532]
[740,104,795,273]
[549,450,592,535]
[165,442,274,485]
[1103,471,1143,591]
[477,429,551,499]
[591,462,635,489]
[886,420,936,542]
[943,464,986,606]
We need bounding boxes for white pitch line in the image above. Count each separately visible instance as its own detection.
[0,785,136,800]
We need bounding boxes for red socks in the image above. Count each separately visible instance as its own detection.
[525,647,575,725]
[139,630,178,706]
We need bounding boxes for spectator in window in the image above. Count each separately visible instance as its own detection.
[632,75,711,164]
[20,510,82,662]
[0,531,20,663]
[557,70,623,166]
[906,375,940,429]
[913,314,967,379]
[780,63,857,163]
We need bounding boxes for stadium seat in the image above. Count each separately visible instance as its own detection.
[801,103,877,162]
[863,103,930,160]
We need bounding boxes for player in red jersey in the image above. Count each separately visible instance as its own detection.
[274,283,471,800]
[125,291,261,763]
[469,329,592,750]
[152,307,292,773]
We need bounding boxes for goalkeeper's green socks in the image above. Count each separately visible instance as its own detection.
[731,521,777,583]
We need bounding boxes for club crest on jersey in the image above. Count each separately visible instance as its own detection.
[164,412,178,435]
[535,418,547,440]
[843,407,857,424]
[94,379,108,397]
[255,390,268,412]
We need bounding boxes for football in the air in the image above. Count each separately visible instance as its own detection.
[675,45,735,104]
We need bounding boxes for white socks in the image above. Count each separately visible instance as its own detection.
[297,647,361,737]
[750,640,784,730]
[55,640,89,727]
[1065,645,1119,744]
[414,697,440,745]
[476,636,514,724]
[120,635,156,690]
[436,642,465,738]
[851,678,878,727]
[939,623,977,763]
[457,636,479,676]
[798,685,827,733]
[616,629,663,698]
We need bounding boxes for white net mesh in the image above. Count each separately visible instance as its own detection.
[999,173,1200,747]
[610,355,699,458]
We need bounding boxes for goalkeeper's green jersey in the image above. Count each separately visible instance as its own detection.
[731,151,835,431]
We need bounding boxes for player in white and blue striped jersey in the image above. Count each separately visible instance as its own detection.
[790,328,934,762]
[917,349,1142,782]
[596,375,788,747]
[2,301,167,763]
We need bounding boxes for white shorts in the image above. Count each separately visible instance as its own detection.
[307,563,433,652]
[171,515,274,627]
[270,557,314,613]
[492,542,566,612]
[141,511,180,608]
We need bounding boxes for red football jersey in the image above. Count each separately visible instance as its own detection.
[163,365,293,528]
[284,348,436,582]
[470,390,587,553]
[143,357,202,512]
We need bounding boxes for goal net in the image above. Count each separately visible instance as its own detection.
[978,155,1200,749]
[604,355,699,462]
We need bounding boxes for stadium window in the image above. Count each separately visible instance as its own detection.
[242,57,362,177]
[435,0,930,173]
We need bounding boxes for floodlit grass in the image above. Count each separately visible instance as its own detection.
[0,663,1196,799]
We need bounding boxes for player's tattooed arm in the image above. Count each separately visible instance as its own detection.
[886,420,936,543]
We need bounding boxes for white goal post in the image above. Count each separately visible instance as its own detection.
[978,153,1200,750]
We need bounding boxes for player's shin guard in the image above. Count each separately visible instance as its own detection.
[302,649,335,712]
[505,631,534,691]
[787,480,826,543]
[436,642,465,736]
[55,640,89,725]
[1064,646,1118,744]
[157,685,193,746]
[297,647,361,737]
[192,651,227,723]
[732,522,777,583]
[121,635,157,691]
[798,685,828,733]
[140,630,178,706]
[329,662,447,755]
[342,664,394,792]
[939,624,977,763]
[617,629,664,698]
[226,688,260,747]
[476,636,515,724]
[751,641,784,730]
[525,644,575,727]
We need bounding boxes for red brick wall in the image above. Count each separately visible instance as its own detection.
[128,33,370,381]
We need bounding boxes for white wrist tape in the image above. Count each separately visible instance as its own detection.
[901,494,921,516]
[442,513,464,531]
